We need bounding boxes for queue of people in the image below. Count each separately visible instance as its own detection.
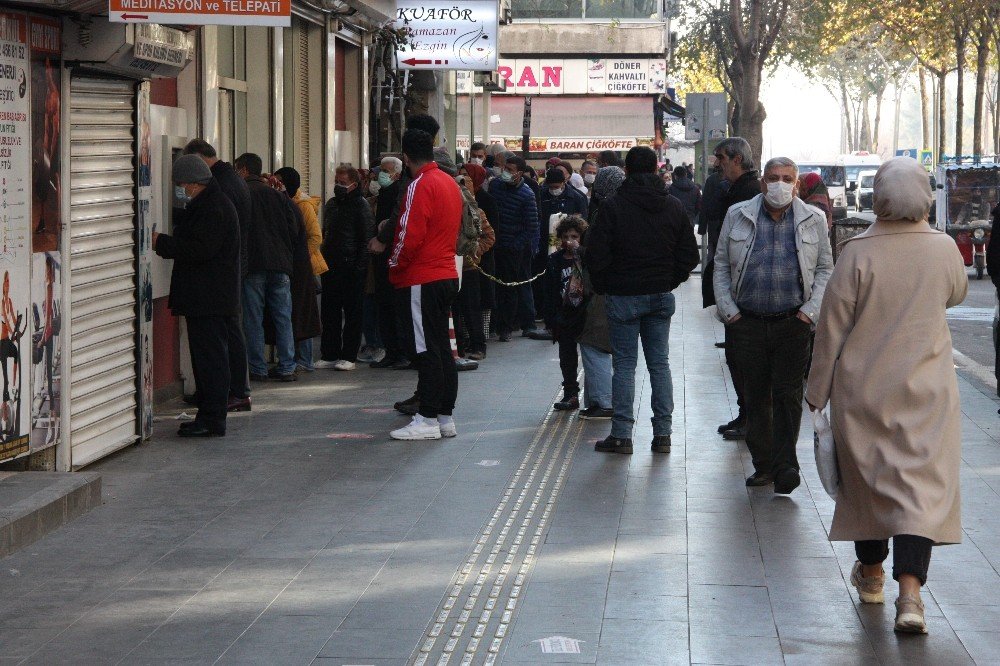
[158,128,966,637]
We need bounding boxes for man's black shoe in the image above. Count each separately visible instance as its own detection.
[394,394,420,415]
[178,423,224,437]
[594,436,633,454]
[370,356,398,369]
[722,425,746,441]
[456,358,479,372]
[745,472,773,487]
[268,368,297,382]
[717,417,743,434]
[774,467,801,495]
[392,360,413,370]
[579,406,613,420]
[250,373,269,382]
[497,332,512,342]
[228,396,252,412]
[553,395,579,411]
[714,342,726,348]
[527,329,553,341]
[651,435,671,453]
[182,393,198,406]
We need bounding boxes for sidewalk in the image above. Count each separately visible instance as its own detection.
[1,278,999,665]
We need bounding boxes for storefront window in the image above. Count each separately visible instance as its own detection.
[512,0,659,19]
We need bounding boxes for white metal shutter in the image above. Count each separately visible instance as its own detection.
[68,77,139,469]
[295,23,311,191]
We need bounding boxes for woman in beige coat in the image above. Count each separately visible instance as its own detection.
[806,157,967,635]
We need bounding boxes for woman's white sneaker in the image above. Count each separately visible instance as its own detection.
[333,360,356,371]
[850,561,885,604]
[390,415,442,440]
[894,595,928,634]
[438,416,457,438]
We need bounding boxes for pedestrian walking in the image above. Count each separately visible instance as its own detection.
[273,167,326,372]
[153,154,240,437]
[234,152,299,383]
[583,146,699,454]
[182,139,252,412]
[368,156,407,369]
[699,160,729,308]
[668,165,702,223]
[317,165,375,371]
[713,156,833,493]
[388,129,463,441]
[711,137,762,441]
[489,155,540,341]
[807,157,968,634]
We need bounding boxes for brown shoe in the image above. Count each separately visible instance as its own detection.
[850,561,885,604]
[894,594,928,634]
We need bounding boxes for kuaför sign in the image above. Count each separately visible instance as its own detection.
[394,1,498,71]
[109,0,291,27]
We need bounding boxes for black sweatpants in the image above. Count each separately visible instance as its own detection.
[454,271,485,355]
[558,335,580,397]
[855,534,934,585]
[395,279,459,419]
[321,264,364,362]
[187,315,232,433]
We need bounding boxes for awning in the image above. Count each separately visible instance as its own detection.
[456,95,656,151]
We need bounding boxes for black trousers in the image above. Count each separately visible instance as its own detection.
[724,325,745,422]
[729,314,812,475]
[454,271,485,355]
[225,315,249,399]
[321,264,364,362]
[558,336,580,396]
[187,315,231,433]
[374,261,403,361]
[494,245,536,335]
[855,534,934,585]
[395,279,459,419]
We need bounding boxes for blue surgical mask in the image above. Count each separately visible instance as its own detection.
[500,170,513,183]
[378,172,393,188]
[175,185,190,207]
[490,166,502,178]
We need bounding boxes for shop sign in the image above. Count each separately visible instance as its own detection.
[483,59,667,96]
[109,0,291,27]
[0,12,33,462]
[493,137,653,153]
[134,29,190,67]
[394,0,498,71]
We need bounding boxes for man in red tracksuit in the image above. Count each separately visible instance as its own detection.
[388,128,464,441]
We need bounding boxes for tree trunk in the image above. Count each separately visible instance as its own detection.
[995,65,1000,154]
[938,70,948,161]
[859,93,873,152]
[972,25,990,157]
[954,28,967,159]
[839,76,854,153]
[872,88,885,154]
[735,66,766,165]
[919,68,931,150]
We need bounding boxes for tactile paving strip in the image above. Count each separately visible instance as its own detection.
[410,409,583,665]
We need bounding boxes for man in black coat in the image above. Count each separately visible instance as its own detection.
[368,156,406,368]
[711,136,761,441]
[183,139,251,411]
[583,146,699,455]
[234,152,299,382]
[154,155,240,437]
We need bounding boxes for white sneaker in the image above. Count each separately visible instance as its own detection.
[333,360,356,371]
[314,359,339,369]
[390,415,442,440]
[438,416,457,438]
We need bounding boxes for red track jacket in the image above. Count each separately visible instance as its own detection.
[389,162,462,288]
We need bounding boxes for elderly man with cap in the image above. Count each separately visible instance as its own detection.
[153,154,241,437]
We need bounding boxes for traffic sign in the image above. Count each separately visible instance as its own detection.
[920,150,934,167]
[394,1,498,71]
[895,148,917,159]
[684,92,727,141]
[109,0,290,26]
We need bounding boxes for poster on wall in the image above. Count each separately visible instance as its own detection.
[137,81,153,440]
[0,12,33,462]
[29,252,59,450]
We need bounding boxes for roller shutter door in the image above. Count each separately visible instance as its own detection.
[294,21,311,191]
[68,77,139,469]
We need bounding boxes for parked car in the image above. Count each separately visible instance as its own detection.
[856,169,878,212]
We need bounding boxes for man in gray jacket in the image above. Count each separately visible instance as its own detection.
[713,156,834,494]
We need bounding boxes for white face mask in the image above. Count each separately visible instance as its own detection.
[369,181,381,196]
[765,181,795,208]
[549,187,564,197]
[469,157,483,166]
[583,173,596,185]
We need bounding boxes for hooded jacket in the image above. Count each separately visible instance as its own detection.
[322,184,376,271]
[668,175,702,219]
[583,173,700,296]
[291,191,327,275]
[244,176,298,276]
[389,162,462,288]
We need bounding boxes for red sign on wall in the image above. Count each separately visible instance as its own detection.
[109,0,291,26]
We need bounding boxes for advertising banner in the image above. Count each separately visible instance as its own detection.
[490,59,667,96]
[109,0,291,27]
[0,12,33,462]
[394,1,498,71]
[137,82,154,440]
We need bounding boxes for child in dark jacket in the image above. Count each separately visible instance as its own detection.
[543,214,589,411]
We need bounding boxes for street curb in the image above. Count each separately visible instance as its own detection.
[0,473,102,558]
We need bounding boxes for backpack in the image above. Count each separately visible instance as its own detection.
[456,186,483,257]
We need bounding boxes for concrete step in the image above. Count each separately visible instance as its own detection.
[0,472,102,558]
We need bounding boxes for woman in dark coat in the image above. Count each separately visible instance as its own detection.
[461,163,499,333]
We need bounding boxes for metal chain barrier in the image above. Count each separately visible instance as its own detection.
[467,258,547,287]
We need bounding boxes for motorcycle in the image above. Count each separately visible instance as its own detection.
[971,223,989,279]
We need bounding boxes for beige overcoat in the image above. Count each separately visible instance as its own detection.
[805,221,967,544]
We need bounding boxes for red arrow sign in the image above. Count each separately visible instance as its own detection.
[401,57,449,66]
[120,13,149,19]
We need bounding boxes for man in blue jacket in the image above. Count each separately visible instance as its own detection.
[489,155,540,341]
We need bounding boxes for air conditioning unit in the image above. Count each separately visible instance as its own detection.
[499,0,512,25]
[475,70,507,92]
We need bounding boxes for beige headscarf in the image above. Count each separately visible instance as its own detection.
[873,157,934,223]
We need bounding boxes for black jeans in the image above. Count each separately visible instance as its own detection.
[186,315,232,433]
[455,271,485,355]
[855,534,934,585]
[494,245,536,335]
[558,336,580,397]
[374,260,403,361]
[321,264,364,362]
[395,279,459,419]
[729,314,812,476]
[225,314,249,399]
[723,325,745,422]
